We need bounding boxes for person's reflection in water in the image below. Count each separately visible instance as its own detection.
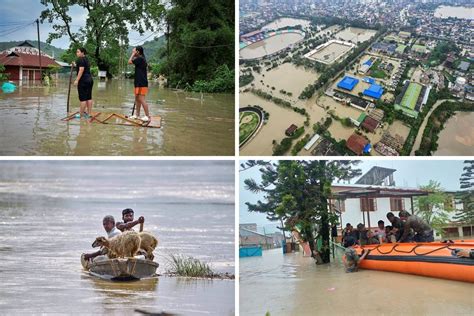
[73,120,93,155]
[132,127,148,154]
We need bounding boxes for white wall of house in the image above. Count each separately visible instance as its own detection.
[339,197,413,228]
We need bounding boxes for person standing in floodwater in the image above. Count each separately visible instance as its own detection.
[128,46,150,122]
[73,47,93,119]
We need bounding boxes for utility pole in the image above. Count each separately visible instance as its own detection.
[36,19,42,83]
[167,20,170,84]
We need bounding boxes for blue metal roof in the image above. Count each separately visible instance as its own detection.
[337,76,359,91]
[363,84,384,99]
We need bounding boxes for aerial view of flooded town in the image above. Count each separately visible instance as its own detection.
[239,0,473,156]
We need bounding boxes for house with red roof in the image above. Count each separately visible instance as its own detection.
[0,41,60,81]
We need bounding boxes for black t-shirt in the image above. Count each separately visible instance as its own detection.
[133,56,148,87]
[76,57,92,81]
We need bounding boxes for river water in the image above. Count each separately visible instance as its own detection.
[434,6,474,20]
[0,79,234,156]
[0,161,235,315]
[435,112,474,156]
[240,248,473,316]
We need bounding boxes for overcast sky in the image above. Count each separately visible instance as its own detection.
[0,0,164,50]
[239,160,467,230]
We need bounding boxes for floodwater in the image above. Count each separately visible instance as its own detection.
[261,18,310,31]
[0,161,235,315]
[239,93,306,155]
[434,6,474,20]
[251,62,319,96]
[335,27,377,43]
[239,32,304,60]
[435,112,474,156]
[0,79,234,156]
[240,248,474,316]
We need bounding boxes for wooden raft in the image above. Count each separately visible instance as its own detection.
[61,112,161,128]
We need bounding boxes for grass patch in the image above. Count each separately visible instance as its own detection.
[167,254,213,277]
[370,60,387,79]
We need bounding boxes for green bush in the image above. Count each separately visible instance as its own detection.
[192,64,234,93]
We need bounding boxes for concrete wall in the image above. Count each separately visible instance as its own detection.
[339,197,412,229]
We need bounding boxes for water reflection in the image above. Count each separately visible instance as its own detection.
[0,79,234,155]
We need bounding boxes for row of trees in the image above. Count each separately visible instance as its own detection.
[40,0,234,92]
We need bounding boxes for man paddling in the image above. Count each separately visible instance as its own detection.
[116,208,145,232]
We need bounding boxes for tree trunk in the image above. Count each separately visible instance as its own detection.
[319,161,331,263]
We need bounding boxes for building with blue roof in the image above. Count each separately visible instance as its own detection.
[363,84,384,99]
[337,76,359,91]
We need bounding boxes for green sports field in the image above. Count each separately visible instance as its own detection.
[400,82,422,110]
[239,111,261,145]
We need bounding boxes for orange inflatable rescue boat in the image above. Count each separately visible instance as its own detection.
[353,240,474,283]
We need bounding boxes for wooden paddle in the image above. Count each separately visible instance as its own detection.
[66,63,74,114]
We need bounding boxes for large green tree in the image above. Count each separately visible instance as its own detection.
[40,0,165,75]
[454,161,474,235]
[165,0,234,88]
[414,180,454,236]
[243,160,361,263]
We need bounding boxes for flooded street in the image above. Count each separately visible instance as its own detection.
[435,112,474,156]
[0,79,234,156]
[240,248,473,316]
[0,161,235,315]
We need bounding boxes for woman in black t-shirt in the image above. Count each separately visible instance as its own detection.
[128,46,150,121]
[73,47,94,119]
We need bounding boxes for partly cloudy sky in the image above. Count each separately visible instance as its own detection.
[0,0,165,49]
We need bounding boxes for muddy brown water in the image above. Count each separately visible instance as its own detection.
[240,248,473,316]
[0,79,234,156]
[0,161,235,315]
[435,112,474,156]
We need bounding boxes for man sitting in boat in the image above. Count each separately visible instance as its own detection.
[81,215,121,267]
[386,212,405,241]
[373,220,386,243]
[398,211,434,243]
[356,223,379,245]
[343,236,369,272]
[341,223,358,245]
[116,208,145,232]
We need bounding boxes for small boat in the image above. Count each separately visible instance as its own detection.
[81,255,159,281]
[353,240,474,283]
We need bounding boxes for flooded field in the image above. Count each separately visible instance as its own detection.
[0,79,234,156]
[335,27,377,43]
[434,6,474,20]
[261,18,310,30]
[240,248,474,316]
[239,93,305,155]
[239,32,304,60]
[252,62,319,96]
[435,112,474,156]
[0,161,235,315]
[307,41,354,64]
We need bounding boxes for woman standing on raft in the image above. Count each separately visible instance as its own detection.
[128,46,150,122]
[73,47,94,119]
